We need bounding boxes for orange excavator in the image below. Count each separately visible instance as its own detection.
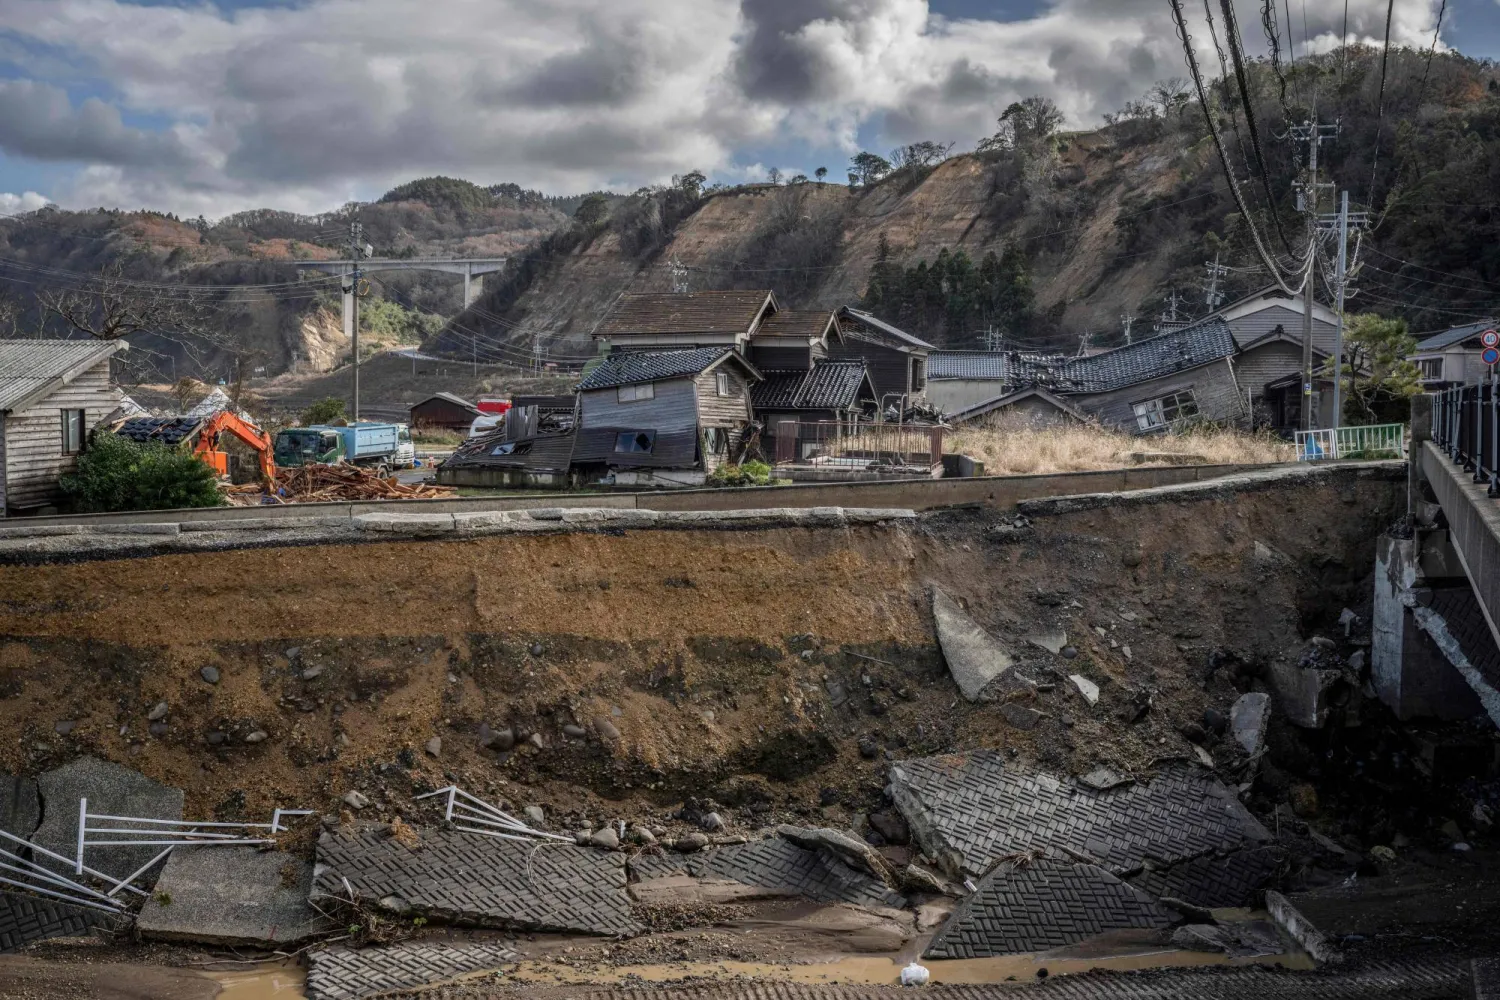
[113,410,276,484]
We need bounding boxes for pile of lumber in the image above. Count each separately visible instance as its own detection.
[224,465,456,504]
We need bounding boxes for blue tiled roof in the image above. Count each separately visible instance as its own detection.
[1416,319,1497,352]
[577,348,745,391]
[929,318,1236,395]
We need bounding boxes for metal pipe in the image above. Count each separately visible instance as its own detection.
[107,846,175,898]
[0,873,122,914]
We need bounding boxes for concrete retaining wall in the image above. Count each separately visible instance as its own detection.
[6,461,1266,529]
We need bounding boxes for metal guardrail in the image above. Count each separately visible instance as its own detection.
[1433,383,1500,496]
[1294,424,1407,462]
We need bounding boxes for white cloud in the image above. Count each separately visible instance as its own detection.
[0,191,50,215]
[0,0,1443,217]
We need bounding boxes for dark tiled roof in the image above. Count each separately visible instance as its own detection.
[595,291,775,337]
[443,432,576,472]
[750,361,872,411]
[928,319,1235,395]
[576,348,744,391]
[838,307,936,351]
[1416,319,1497,352]
[115,416,202,446]
[756,310,836,341]
[413,391,479,413]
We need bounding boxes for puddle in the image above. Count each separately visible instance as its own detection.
[204,960,306,999]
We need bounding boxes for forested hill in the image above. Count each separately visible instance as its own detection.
[425,46,1500,367]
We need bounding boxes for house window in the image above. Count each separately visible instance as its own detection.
[614,430,656,454]
[1132,390,1199,431]
[618,383,655,403]
[1418,358,1443,381]
[716,371,731,396]
[61,409,86,454]
[911,357,926,391]
[704,427,729,455]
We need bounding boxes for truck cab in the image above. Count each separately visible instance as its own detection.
[273,427,344,468]
[392,423,416,469]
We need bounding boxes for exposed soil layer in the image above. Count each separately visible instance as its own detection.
[0,468,1404,837]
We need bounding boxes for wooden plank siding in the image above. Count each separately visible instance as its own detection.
[692,368,752,427]
[1072,358,1247,432]
[749,346,815,371]
[1226,305,1337,353]
[3,360,120,510]
[1235,341,1310,401]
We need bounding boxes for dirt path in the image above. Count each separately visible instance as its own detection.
[0,956,218,1000]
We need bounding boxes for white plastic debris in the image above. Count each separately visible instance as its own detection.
[899,962,931,986]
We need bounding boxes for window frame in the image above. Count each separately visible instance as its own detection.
[61,408,86,455]
[614,430,656,454]
[1131,389,1199,432]
[715,371,731,397]
[617,382,655,403]
[1418,358,1443,381]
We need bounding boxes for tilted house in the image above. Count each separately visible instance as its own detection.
[570,348,762,487]
[930,318,1247,433]
[0,339,128,514]
[1215,287,1340,430]
[834,307,933,408]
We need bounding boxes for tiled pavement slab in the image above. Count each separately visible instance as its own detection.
[922,859,1173,959]
[307,941,519,1000]
[407,957,1471,998]
[627,838,904,910]
[889,751,1274,897]
[136,846,334,946]
[316,828,644,937]
[0,890,121,953]
[1125,847,1284,909]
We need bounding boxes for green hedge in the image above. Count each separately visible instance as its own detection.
[61,434,226,512]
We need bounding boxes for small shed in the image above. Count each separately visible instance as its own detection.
[0,339,128,514]
[410,392,481,432]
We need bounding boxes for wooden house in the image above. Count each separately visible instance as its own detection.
[593,290,777,354]
[834,307,933,409]
[570,347,762,487]
[409,392,480,432]
[0,339,127,514]
[1412,319,1498,390]
[747,309,842,370]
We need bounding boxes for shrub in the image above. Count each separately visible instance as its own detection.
[706,461,773,488]
[301,397,347,425]
[61,434,226,512]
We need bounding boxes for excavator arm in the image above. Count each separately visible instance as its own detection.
[192,411,277,484]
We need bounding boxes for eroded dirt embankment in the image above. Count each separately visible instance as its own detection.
[0,468,1404,830]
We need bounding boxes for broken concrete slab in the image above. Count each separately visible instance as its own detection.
[888,750,1273,903]
[629,874,797,907]
[1170,920,1284,958]
[1069,674,1100,706]
[930,587,1018,702]
[1077,767,1131,791]
[1231,692,1272,754]
[776,825,898,887]
[1027,629,1068,655]
[1127,846,1284,909]
[315,827,644,937]
[306,941,517,1000]
[922,859,1172,958]
[352,512,457,534]
[136,847,333,946]
[0,775,40,841]
[0,890,121,953]
[1269,660,1344,729]
[33,757,183,884]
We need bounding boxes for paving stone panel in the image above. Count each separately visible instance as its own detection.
[694,838,906,910]
[1126,847,1283,908]
[33,756,184,885]
[136,846,333,946]
[316,828,644,937]
[627,852,691,882]
[889,750,1273,900]
[307,941,518,1000]
[0,890,120,953]
[922,859,1173,958]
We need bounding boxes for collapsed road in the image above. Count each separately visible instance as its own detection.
[0,461,1495,999]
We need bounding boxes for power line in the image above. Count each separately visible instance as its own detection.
[1418,0,1448,98]
[1367,0,1397,209]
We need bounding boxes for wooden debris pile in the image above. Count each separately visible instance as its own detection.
[224,465,456,504]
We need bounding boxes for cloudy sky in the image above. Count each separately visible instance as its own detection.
[0,0,1487,219]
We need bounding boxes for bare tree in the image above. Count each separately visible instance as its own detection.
[40,260,207,343]
[0,290,23,338]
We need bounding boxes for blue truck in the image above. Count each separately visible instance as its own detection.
[273,422,416,476]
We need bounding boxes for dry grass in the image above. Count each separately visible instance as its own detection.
[946,416,1295,476]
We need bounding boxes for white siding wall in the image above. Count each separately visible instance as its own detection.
[3,360,120,511]
[928,379,1009,414]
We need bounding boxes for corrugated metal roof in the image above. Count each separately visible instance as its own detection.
[838,307,936,351]
[1416,319,1497,352]
[577,348,755,391]
[0,338,125,412]
[750,361,873,411]
[595,291,775,337]
[927,319,1235,395]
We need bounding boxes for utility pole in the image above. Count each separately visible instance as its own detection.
[1291,121,1338,431]
[669,258,690,294]
[981,325,1004,352]
[345,220,372,422]
[1204,253,1229,311]
[1121,313,1135,344]
[1318,190,1369,431]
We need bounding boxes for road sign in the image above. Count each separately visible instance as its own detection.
[1482,347,1500,366]
[1484,329,1499,348]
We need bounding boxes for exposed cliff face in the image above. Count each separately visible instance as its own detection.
[432,132,1214,359]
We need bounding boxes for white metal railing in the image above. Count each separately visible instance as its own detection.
[414,785,572,843]
[1295,423,1407,462]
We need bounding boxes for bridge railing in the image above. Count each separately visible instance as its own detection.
[1432,382,1500,495]
[1294,423,1407,462]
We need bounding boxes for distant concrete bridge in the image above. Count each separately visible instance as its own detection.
[296,257,508,308]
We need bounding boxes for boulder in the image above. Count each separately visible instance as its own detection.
[1069,674,1100,706]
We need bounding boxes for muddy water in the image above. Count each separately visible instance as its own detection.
[203,959,306,999]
